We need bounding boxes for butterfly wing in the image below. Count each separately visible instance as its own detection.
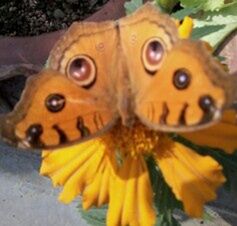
[0,21,119,148]
[135,40,234,131]
[119,4,235,132]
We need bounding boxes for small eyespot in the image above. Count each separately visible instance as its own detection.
[199,95,215,112]
[142,38,165,74]
[45,94,66,113]
[67,55,96,88]
[26,124,43,141]
[173,69,191,90]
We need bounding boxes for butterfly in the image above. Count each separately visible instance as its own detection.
[0,3,236,149]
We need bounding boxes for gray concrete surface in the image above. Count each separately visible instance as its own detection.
[0,142,87,226]
[0,141,237,226]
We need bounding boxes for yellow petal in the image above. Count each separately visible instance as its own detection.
[180,110,237,154]
[138,157,157,226]
[178,16,193,39]
[82,151,116,209]
[50,143,101,187]
[40,140,96,175]
[41,150,50,158]
[58,145,104,204]
[40,139,112,205]
[107,155,155,226]
[155,137,226,217]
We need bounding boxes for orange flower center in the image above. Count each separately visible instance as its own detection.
[103,120,161,157]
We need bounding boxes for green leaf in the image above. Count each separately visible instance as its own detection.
[156,213,181,226]
[124,0,143,15]
[191,24,225,40]
[193,2,237,48]
[203,208,215,222]
[216,55,226,62]
[147,158,183,212]
[146,157,182,226]
[203,0,225,11]
[180,0,225,11]
[157,0,179,13]
[78,203,107,226]
[180,0,205,8]
[172,7,198,19]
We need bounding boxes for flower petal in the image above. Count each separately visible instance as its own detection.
[178,16,193,39]
[58,144,105,203]
[40,141,96,175]
[180,110,237,154]
[82,151,116,209]
[107,155,156,226]
[40,139,110,204]
[155,137,226,217]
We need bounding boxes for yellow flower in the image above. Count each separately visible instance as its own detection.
[39,17,237,226]
[40,109,237,226]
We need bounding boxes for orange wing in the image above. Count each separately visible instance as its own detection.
[135,40,235,132]
[0,21,119,149]
[0,70,118,149]
[119,4,235,132]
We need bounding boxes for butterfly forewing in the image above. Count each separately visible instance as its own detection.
[119,4,234,132]
[0,21,120,149]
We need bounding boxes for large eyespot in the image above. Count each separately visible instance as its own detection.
[142,38,165,74]
[45,94,66,113]
[67,55,96,88]
[199,95,215,113]
[173,69,191,90]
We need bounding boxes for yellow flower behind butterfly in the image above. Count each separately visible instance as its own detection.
[40,18,237,226]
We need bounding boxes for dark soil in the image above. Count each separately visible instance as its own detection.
[0,0,109,36]
[0,0,109,112]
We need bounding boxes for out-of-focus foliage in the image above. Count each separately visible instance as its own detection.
[126,0,237,48]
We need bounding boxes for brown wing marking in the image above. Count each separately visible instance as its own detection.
[0,70,117,149]
[135,40,231,132]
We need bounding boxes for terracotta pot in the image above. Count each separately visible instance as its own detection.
[0,0,126,66]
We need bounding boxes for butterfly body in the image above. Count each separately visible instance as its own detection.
[0,3,235,149]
